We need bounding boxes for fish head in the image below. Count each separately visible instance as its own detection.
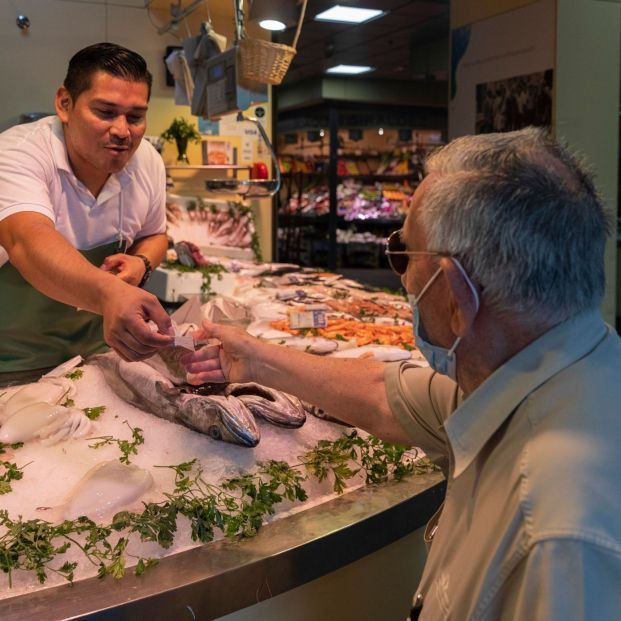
[209,396,260,447]
[228,383,307,428]
[182,394,260,447]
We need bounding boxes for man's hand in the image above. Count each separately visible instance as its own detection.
[100,253,146,286]
[101,282,174,361]
[181,321,260,384]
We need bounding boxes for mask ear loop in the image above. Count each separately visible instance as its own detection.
[452,258,480,313]
[446,258,480,356]
[411,267,443,306]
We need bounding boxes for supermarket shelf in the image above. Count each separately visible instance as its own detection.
[279,214,404,227]
[339,174,419,182]
[280,171,419,182]
[166,165,251,171]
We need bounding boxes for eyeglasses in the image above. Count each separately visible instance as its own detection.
[384,230,440,275]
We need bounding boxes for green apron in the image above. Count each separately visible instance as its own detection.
[0,241,119,383]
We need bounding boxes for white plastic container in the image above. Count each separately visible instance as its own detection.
[145,268,239,302]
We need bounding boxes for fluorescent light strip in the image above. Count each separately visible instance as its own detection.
[326,64,374,75]
[315,5,384,24]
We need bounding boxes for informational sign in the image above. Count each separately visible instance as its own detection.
[202,140,233,165]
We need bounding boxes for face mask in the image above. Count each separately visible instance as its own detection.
[408,260,479,381]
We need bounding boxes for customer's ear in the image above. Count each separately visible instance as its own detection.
[441,257,479,337]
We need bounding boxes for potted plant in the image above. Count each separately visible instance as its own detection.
[161,117,201,164]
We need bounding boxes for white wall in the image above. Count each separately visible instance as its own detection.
[555,0,620,325]
[0,0,274,260]
[0,0,179,131]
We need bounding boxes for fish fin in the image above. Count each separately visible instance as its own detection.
[155,381,181,399]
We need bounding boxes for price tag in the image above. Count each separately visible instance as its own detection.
[287,305,328,329]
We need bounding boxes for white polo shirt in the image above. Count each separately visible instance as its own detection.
[0,115,166,267]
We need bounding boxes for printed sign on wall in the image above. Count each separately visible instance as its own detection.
[449,0,555,138]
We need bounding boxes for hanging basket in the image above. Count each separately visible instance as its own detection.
[237,0,308,86]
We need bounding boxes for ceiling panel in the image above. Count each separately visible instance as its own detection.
[276,0,450,85]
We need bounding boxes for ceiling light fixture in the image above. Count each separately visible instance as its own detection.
[326,64,374,75]
[250,0,299,32]
[259,19,287,31]
[314,5,385,24]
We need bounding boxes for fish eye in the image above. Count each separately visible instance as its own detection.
[208,426,222,440]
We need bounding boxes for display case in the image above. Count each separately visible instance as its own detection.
[273,104,446,275]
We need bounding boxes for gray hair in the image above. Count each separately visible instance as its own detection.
[419,127,612,323]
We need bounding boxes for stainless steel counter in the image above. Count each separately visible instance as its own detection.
[0,472,445,621]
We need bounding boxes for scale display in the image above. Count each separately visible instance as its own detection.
[205,47,268,120]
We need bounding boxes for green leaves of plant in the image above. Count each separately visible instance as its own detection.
[0,433,438,588]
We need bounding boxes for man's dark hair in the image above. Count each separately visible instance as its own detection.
[63,42,152,101]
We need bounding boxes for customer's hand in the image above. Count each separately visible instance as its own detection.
[181,321,261,385]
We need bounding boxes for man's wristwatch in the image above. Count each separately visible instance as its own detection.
[135,254,152,288]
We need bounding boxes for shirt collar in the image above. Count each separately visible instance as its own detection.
[445,310,609,479]
[50,116,72,173]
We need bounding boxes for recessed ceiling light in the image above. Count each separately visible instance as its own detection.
[326,64,374,75]
[259,19,287,31]
[315,5,385,24]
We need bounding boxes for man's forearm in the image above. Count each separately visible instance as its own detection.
[1,214,125,314]
[251,341,412,445]
[128,233,168,267]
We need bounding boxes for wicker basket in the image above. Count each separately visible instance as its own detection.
[238,0,308,86]
[238,38,296,85]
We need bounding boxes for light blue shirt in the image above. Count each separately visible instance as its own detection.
[386,311,621,620]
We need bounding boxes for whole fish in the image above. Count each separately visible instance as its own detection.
[226,383,306,428]
[89,352,260,447]
[179,393,260,446]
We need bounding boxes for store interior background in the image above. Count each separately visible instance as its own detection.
[0,0,618,326]
[0,2,618,617]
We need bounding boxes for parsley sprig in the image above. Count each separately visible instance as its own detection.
[88,422,144,464]
[0,433,439,587]
[0,442,26,495]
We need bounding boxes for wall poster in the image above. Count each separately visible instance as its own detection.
[449,0,555,138]
[475,69,553,134]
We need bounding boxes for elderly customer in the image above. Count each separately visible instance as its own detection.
[183,127,621,620]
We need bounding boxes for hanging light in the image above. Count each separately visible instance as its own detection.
[250,0,300,32]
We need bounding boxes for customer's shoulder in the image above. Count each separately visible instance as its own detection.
[520,366,621,546]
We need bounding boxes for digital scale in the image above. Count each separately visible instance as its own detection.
[205,46,268,119]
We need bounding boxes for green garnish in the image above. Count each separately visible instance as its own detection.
[0,432,439,586]
[88,422,144,465]
[83,406,106,421]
